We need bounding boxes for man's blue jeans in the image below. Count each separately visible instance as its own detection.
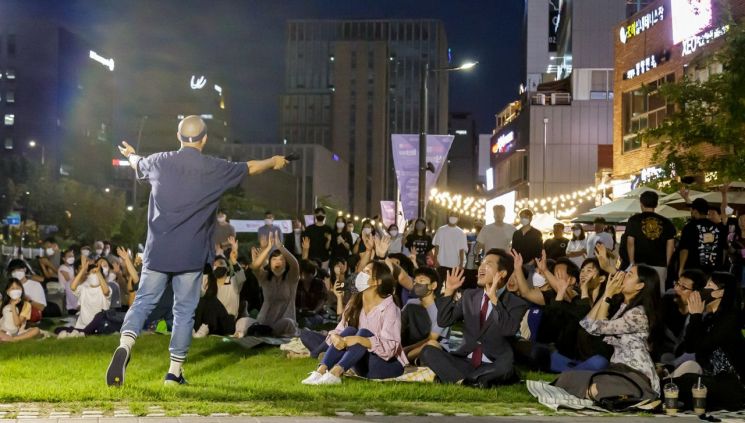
[120,267,202,360]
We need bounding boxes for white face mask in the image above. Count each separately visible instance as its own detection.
[86,274,100,287]
[362,227,372,235]
[95,249,103,256]
[104,248,111,256]
[336,222,345,229]
[573,229,582,237]
[81,249,90,258]
[520,218,531,227]
[265,219,273,226]
[46,248,55,257]
[355,272,371,292]
[217,216,227,223]
[532,272,547,288]
[448,217,458,225]
[389,230,398,237]
[11,270,25,280]
[101,267,109,277]
[8,289,22,300]
[293,228,302,234]
[65,257,75,265]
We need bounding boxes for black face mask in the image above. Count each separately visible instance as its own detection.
[213,267,228,279]
[701,288,717,303]
[316,215,325,222]
[412,283,431,298]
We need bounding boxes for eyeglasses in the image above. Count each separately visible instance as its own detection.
[674,281,692,291]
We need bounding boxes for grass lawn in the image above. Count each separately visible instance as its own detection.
[0,333,555,416]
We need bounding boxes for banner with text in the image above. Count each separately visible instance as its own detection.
[380,201,396,228]
[231,220,293,234]
[391,134,454,221]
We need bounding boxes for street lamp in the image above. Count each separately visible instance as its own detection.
[132,115,149,210]
[418,61,478,219]
[542,118,549,197]
[27,140,45,165]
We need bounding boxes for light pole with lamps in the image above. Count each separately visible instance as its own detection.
[132,115,148,210]
[417,61,478,219]
[542,117,549,197]
[27,140,45,166]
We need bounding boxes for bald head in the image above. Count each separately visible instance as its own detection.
[177,115,208,144]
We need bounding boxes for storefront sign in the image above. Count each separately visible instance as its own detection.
[620,6,664,44]
[89,50,115,71]
[682,25,729,56]
[624,53,661,80]
[491,131,515,155]
[671,0,713,44]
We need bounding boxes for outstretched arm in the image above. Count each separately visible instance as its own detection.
[247,156,289,175]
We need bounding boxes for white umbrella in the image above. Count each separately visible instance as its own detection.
[572,197,689,223]
[659,190,703,204]
[620,186,665,199]
[530,213,563,232]
[665,190,745,206]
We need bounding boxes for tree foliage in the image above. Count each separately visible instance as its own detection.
[645,23,745,183]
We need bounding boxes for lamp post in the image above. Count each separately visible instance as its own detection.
[27,140,45,166]
[132,115,148,210]
[417,61,478,219]
[542,117,549,197]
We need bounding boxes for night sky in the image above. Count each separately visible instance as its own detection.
[7,0,523,144]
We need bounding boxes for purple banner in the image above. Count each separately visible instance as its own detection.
[380,201,396,228]
[391,134,455,221]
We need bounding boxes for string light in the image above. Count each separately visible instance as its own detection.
[512,184,601,219]
[428,189,487,220]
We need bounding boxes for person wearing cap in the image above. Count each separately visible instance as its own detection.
[678,198,726,277]
[624,191,676,292]
[543,223,569,261]
[107,115,289,387]
[586,217,614,259]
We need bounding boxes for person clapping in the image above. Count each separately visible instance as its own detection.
[57,256,111,338]
[0,279,41,342]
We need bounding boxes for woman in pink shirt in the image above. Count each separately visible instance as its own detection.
[302,261,408,385]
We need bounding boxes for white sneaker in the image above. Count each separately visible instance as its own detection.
[57,331,69,339]
[315,372,342,385]
[301,371,324,385]
[194,324,209,338]
[72,330,85,338]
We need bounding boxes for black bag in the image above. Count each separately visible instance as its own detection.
[246,323,273,337]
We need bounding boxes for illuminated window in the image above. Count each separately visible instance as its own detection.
[622,74,675,153]
[6,91,14,103]
[4,137,12,150]
[4,114,14,126]
[5,69,15,80]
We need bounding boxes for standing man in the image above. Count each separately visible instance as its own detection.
[476,205,516,255]
[258,210,284,247]
[433,213,468,290]
[213,211,236,249]
[511,209,542,265]
[678,198,725,277]
[624,191,676,291]
[106,115,288,387]
[303,208,333,267]
[586,217,614,258]
[543,223,569,260]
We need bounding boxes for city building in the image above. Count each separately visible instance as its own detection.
[446,112,478,194]
[280,20,449,216]
[0,17,114,176]
[219,143,349,216]
[485,0,624,221]
[612,0,745,192]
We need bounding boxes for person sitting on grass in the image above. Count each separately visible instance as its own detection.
[58,249,79,315]
[6,259,46,323]
[95,257,122,311]
[401,266,449,362]
[194,237,246,337]
[56,256,111,338]
[245,232,300,337]
[116,247,140,308]
[301,260,408,385]
[0,279,41,342]
[419,249,529,387]
[295,259,327,328]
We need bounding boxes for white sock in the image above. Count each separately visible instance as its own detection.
[119,332,136,351]
[169,356,184,376]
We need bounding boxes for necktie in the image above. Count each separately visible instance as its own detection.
[471,294,489,368]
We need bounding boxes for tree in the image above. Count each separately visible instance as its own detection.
[645,23,745,184]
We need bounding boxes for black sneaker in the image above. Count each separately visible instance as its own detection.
[106,346,131,387]
[164,372,188,386]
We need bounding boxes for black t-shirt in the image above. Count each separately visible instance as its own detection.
[544,237,569,260]
[625,212,676,267]
[330,230,353,260]
[303,224,333,262]
[512,227,543,263]
[679,218,725,273]
[406,234,433,256]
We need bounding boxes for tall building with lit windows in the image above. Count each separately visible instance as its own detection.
[280,20,449,216]
[0,17,114,175]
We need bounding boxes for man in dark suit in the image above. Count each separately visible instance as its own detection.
[420,248,528,386]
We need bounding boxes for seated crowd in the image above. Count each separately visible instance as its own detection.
[2,195,745,413]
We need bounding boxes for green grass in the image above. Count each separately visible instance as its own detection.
[0,334,554,416]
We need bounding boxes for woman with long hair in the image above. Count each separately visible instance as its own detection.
[301,261,407,385]
[0,279,40,342]
[405,218,433,267]
[566,224,588,268]
[330,216,353,266]
[555,265,662,402]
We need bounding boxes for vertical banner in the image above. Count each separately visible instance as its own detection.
[380,201,396,228]
[391,134,455,221]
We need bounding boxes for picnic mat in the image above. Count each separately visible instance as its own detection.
[347,366,437,383]
[227,335,292,349]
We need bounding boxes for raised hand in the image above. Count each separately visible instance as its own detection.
[362,233,375,251]
[250,247,261,264]
[301,237,310,252]
[333,280,345,298]
[118,141,135,158]
[595,243,609,266]
[605,271,625,297]
[687,291,705,314]
[535,250,548,274]
[375,234,392,257]
[273,155,289,170]
[80,255,89,272]
[228,236,238,252]
[510,249,524,270]
[116,246,130,261]
[215,243,225,257]
[444,267,465,295]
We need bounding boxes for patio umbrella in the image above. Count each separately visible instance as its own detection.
[665,191,745,209]
[572,197,690,224]
[620,186,665,199]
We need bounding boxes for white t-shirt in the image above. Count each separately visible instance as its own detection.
[22,279,46,307]
[566,239,588,268]
[73,283,111,329]
[58,264,79,310]
[433,225,468,268]
[0,304,21,336]
[586,232,615,258]
[477,222,517,251]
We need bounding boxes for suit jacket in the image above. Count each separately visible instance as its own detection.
[284,233,303,258]
[436,288,528,366]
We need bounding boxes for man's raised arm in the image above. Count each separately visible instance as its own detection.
[247,156,289,175]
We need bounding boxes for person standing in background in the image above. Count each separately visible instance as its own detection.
[213,211,236,249]
[433,213,468,291]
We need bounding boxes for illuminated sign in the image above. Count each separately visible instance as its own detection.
[491,131,515,155]
[619,6,664,44]
[672,0,713,44]
[89,50,115,71]
[485,168,494,191]
[112,159,129,167]
[214,84,223,94]
[190,75,207,90]
[624,53,667,80]
[682,25,729,56]
[455,130,468,135]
